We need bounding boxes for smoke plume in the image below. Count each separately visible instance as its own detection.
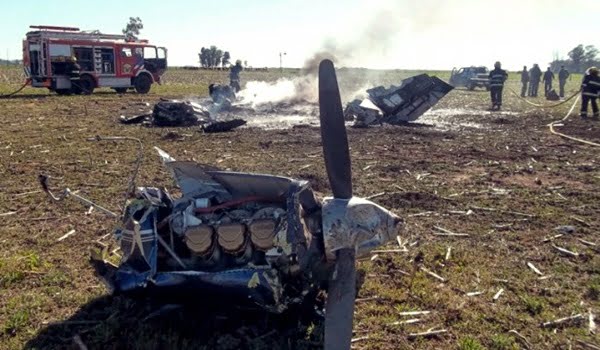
[238,0,422,106]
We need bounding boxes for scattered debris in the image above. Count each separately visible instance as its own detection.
[466,291,483,297]
[366,192,386,200]
[493,288,504,301]
[355,296,384,303]
[445,247,452,261]
[590,310,597,335]
[202,118,247,133]
[0,211,17,217]
[350,336,370,343]
[576,340,600,350]
[420,267,446,282]
[527,262,544,276]
[541,314,584,328]
[398,311,432,317]
[39,66,405,349]
[543,233,564,243]
[389,319,422,326]
[508,329,532,350]
[571,216,590,227]
[552,244,580,257]
[579,239,597,247]
[152,99,211,127]
[471,206,535,218]
[120,99,246,132]
[57,229,76,242]
[407,328,448,340]
[345,74,453,127]
[555,225,576,235]
[433,226,469,237]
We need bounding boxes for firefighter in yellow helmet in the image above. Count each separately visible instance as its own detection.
[580,67,600,119]
[66,56,81,80]
[488,61,508,110]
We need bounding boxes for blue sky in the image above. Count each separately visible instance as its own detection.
[1,0,598,70]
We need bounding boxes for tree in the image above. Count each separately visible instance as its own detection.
[199,47,209,67]
[122,17,143,41]
[209,46,223,68]
[198,46,236,68]
[568,44,585,72]
[222,51,231,67]
[584,45,599,64]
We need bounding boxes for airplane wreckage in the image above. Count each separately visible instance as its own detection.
[345,74,453,127]
[119,84,246,132]
[120,75,452,132]
[39,62,454,349]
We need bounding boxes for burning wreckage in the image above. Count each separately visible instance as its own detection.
[120,84,246,133]
[40,60,403,349]
[345,74,454,127]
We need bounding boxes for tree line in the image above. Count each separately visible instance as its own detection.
[550,44,599,73]
[199,46,246,68]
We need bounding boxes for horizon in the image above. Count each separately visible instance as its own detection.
[1,0,598,71]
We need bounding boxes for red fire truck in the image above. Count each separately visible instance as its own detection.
[23,25,167,95]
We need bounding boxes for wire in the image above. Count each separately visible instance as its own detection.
[508,87,581,108]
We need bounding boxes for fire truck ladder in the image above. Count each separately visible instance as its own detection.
[94,48,103,74]
[30,26,128,42]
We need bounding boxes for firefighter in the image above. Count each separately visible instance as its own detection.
[489,61,508,110]
[558,65,570,98]
[580,67,600,119]
[543,67,555,96]
[229,60,243,93]
[66,56,81,81]
[529,64,542,97]
[520,66,529,97]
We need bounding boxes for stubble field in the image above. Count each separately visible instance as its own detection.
[0,66,599,349]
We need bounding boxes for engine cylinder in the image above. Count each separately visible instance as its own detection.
[217,223,247,253]
[185,225,214,256]
[249,219,277,251]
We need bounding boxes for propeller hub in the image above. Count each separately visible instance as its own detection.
[321,197,403,261]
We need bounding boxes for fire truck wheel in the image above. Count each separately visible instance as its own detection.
[134,74,152,94]
[77,75,96,95]
[114,88,128,94]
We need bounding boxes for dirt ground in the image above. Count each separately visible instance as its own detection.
[0,68,599,349]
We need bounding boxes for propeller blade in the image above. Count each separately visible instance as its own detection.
[318,59,352,199]
[324,248,356,350]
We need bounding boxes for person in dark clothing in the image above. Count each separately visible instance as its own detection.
[489,61,508,110]
[580,67,600,119]
[229,60,243,92]
[558,65,570,98]
[529,64,542,97]
[520,66,529,97]
[543,67,555,96]
[66,56,81,80]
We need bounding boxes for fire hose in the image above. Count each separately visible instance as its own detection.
[506,87,599,147]
[0,79,30,98]
[547,95,600,147]
[508,87,580,108]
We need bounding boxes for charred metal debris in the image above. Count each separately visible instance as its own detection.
[344,74,453,127]
[120,84,245,132]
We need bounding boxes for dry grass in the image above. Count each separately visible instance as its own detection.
[0,66,599,349]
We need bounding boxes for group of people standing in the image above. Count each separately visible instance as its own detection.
[488,61,599,119]
[520,64,570,98]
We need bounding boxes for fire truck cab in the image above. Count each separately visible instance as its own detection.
[23,25,167,95]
